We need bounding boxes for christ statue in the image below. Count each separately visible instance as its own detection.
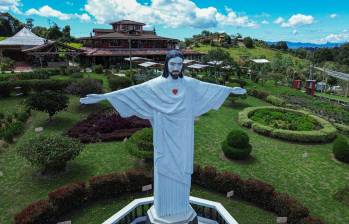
[80,50,246,223]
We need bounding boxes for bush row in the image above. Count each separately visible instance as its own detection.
[0,68,62,81]
[14,169,151,224]
[14,167,325,224]
[238,106,337,143]
[192,165,324,224]
[0,78,103,97]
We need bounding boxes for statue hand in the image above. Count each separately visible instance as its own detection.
[231,87,247,95]
[80,94,106,104]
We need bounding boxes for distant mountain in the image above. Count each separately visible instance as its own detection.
[268,41,345,49]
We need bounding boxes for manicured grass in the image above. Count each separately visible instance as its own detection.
[0,36,7,41]
[0,94,348,223]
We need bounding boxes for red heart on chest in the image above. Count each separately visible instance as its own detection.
[172,88,178,95]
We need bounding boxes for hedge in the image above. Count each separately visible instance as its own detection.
[14,166,325,224]
[266,95,285,107]
[238,106,337,143]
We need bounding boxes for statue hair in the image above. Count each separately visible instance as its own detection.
[162,50,184,79]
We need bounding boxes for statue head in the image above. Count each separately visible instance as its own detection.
[163,50,184,80]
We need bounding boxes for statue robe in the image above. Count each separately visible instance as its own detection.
[80,76,244,217]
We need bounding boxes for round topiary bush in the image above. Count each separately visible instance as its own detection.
[333,136,349,163]
[222,130,252,160]
[126,128,153,162]
[17,134,84,174]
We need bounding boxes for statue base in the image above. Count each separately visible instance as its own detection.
[147,205,198,224]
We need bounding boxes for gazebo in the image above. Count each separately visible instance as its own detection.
[0,27,46,61]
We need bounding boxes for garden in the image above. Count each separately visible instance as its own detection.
[0,66,348,224]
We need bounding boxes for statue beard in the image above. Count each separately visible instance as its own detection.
[170,71,182,80]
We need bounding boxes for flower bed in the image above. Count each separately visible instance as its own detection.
[67,109,151,143]
[238,106,337,143]
[14,166,325,224]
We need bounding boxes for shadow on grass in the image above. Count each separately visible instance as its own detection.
[219,152,258,165]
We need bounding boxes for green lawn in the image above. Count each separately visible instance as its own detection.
[0,94,348,223]
[317,92,349,103]
[0,36,7,41]
[194,44,305,63]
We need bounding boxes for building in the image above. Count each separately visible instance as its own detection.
[0,27,46,61]
[79,20,203,67]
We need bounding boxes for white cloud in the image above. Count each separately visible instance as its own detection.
[316,33,349,44]
[75,13,91,22]
[330,14,337,19]
[25,5,91,22]
[0,0,22,14]
[280,14,314,27]
[84,0,258,29]
[273,17,285,25]
[261,20,269,25]
[26,5,71,20]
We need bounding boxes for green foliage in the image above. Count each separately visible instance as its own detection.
[222,130,252,160]
[243,37,254,48]
[334,185,349,206]
[108,76,132,91]
[66,78,103,97]
[0,122,24,143]
[333,136,349,163]
[126,128,153,161]
[266,95,285,107]
[0,57,15,71]
[26,91,69,120]
[239,106,337,143]
[93,65,103,74]
[17,134,83,174]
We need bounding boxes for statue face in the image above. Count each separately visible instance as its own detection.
[168,57,183,79]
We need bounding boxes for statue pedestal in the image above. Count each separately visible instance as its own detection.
[147,205,198,224]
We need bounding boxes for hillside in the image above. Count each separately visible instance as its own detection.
[193,44,306,63]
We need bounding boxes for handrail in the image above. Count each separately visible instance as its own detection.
[102,196,239,224]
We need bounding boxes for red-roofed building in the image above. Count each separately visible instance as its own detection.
[79,20,203,67]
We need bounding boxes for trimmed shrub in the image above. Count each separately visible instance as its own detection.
[222,130,252,160]
[332,136,349,163]
[248,88,269,100]
[15,111,30,123]
[266,95,285,107]
[109,76,133,91]
[0,122,24,143]
[14,199,55,224]
[93,64,103,74]
[125,169,152,192]
[126,128,153,161]
[300,217,326,224]
[272,192,309,224]
[66,78,103,97]
[334,123,349,134]
[89,172,127,199]
[48,182,87,215]
[26,90,69,121]
[240,179,274,210]
[17,134,84,174]
[229,78,246,87]
[239,106,337,143]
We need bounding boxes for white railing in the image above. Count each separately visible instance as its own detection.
[102,196,239,224]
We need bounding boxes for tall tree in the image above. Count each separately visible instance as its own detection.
[47,23,62,40]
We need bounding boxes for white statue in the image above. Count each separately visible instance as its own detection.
[80,50,246,223]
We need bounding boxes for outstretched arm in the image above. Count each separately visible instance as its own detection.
[192,80,246,117]
[80,94,107,104]
[80,86,153,120]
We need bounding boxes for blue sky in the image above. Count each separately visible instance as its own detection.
[1,0,349,43]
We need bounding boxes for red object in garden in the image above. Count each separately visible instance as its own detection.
[292,80,302,90]
[305,80,316,96]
